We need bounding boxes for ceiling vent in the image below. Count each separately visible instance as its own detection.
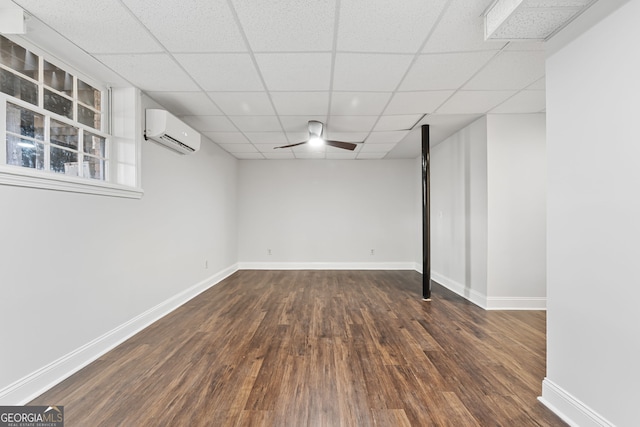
[484,0,597,41]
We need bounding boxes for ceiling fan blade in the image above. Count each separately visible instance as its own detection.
[274,141,307,149]
[325,140,358,151]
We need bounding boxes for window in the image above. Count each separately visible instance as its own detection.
[0,35,142,198]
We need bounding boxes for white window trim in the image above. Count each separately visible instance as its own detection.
[0,35,143,199]
[0,94,143,199]
[0,164,143,198]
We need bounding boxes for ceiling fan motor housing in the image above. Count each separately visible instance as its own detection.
[308,120,323,138]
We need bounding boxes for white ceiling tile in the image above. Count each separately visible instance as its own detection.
[270,92,330,116]
[399,52,497,91]
[181,115,237,132]
[219,143,258,153]
[328,116,378,132]
[280,116,328,132]
[286,131,311,143]
[423,0,507,53]
[122,0,246,52]
[326,152,358,160]
[96,54,199,91]
[422,113,484,130]
[384,91,454,115]
[229,116,282,132]
[146,92,222,116]
[174,53,264,91]
[292,142,328,158]
[359,143,397,153]
[232,0,336,51]
[255,143,291,153]
[324,132,368,142]
[422,113,485,143]
[387,113,485,157]
[436,91,516,114]
[330,92,392,116]
[357,152,387,159]
[337,0,448,53]
[16,0,553,162]
[263,151,296,159]
[233,153,266,159]
[296,152,326,159]
[244,132,288,144]
[333,53,414,91]
[202,132,249,144]
[15,0,162,54]
[490,90,546,113]
[326,144,361,155]
[527,77,546,90]
[464,51,546,90]
[374,115,424,131]
[504,41,546,51]
[256,53,332,91]
[292,143,325,153]
[208,92,275,116]
[366,131,410,144]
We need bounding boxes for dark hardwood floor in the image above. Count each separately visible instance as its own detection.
[30,270,565,426]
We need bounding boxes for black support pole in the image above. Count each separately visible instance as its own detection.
[422,125,431,301]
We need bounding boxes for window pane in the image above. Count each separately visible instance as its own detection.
[84,156,105,180]
[43,60,73,96]
[50,146,78,175]
[78,104,101,130]
[44,89,73,119]
[1,69,38,105]
[83,131,105,157]
[50,120,78,150]
[77,80,101,110]
[0,35,39,79]
[6,134,44,170]
[6,102,44,140]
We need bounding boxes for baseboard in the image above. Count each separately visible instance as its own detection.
[238,262,417,270]
[486,296,546,310]
[414,262,422,274]
[430,271,488,309]
[0,263,239,405]
[539,378,614,427]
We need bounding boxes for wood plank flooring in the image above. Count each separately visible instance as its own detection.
[30,270,566,426]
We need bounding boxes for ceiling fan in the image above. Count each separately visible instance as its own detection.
[274,120,360,151]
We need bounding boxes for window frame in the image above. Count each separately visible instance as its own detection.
[0,35,143,199]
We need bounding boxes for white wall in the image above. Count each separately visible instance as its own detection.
[430,114,546,309]
[487,114,546,303]
[238,159,419,268]
[0,93,238,403]
[431,117,488,302]
[543,1,640,425]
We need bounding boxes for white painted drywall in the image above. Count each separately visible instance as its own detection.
[544,0,640,425]
[237,159,419,267]
[486,114,546,300]
[430,117,488,303]
[430,114,546,308]
[0,93,238,397]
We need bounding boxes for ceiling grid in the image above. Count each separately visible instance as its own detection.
[10,0,589,159]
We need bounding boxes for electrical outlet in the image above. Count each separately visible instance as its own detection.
[205,260,208,269]
[268,249,272,256]
[370,249,375,256]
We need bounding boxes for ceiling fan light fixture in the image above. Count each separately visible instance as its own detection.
[309,136,324,147]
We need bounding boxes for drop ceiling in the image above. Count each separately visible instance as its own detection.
[9,0,563,160]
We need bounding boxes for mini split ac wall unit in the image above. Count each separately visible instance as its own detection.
[144,109,201,155]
